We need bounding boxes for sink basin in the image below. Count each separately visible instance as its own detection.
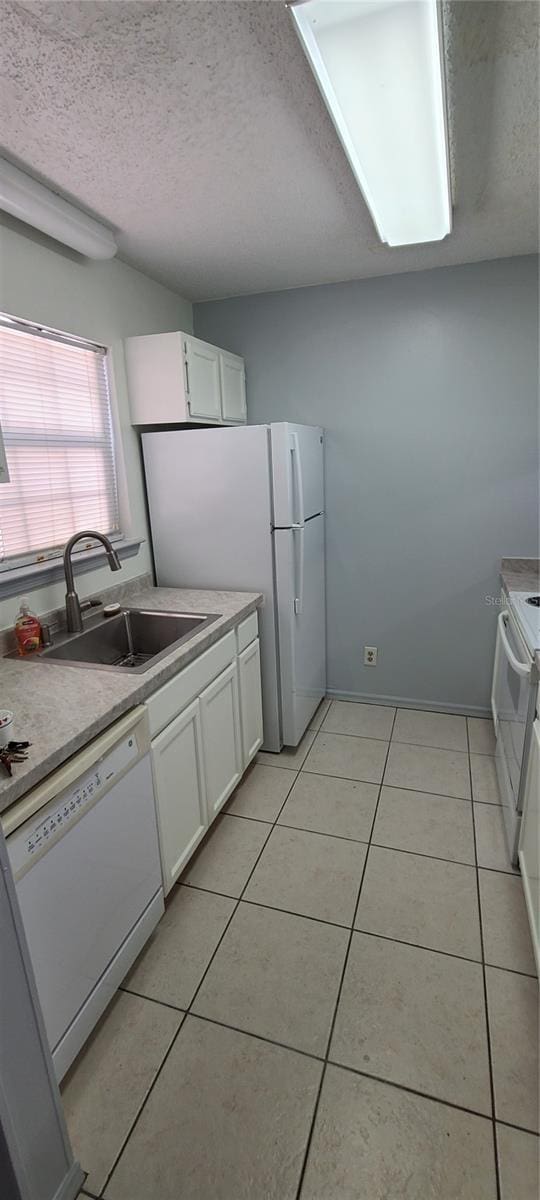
[34,608,220,674]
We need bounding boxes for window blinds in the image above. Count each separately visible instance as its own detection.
[0,316,120,569]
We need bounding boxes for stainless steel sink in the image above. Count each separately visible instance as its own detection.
[31,608,220,674]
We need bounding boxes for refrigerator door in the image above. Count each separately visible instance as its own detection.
[271,423,324,526]
[274,514,326,745]
[142,427,283,752]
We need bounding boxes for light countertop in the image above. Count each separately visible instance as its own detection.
[500,557,539,596]
[0,586,262,816]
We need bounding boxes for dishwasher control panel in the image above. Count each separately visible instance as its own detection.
[7,733,140,877]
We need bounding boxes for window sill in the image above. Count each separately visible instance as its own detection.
[0,539,143,599]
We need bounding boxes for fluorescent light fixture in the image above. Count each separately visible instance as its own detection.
[0,157,117,259]
[290,0,451,246]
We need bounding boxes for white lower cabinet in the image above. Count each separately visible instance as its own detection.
[238,639,263,766]
[151,699,207,895]
[200,661,242,820]
[148,615,261,894]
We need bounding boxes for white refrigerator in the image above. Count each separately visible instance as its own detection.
[142,423,326,751]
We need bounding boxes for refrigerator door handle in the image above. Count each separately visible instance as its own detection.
[293,525,305,616]
[290,432,305,526]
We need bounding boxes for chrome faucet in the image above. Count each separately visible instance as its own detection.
[64,530,121,633]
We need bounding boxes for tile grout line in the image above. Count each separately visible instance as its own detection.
[183,887,352,931]
[97,776,287,1197]
[120,885,538,991]
[226,805,513,876]
[178,1008,326,1066]
[494,1117,540,1139]
[467,720,502,1200]
[98,753,304,1197]
[96,1009,189,1197]
[118,985,186,1013]
[104,988,540,1139]
[323,1056,540,1136]
[186,839,517,879]
[223,807,515,875]
[185,752,307,1013]
[293,703,399,1200]
[320,727,472,753]
[338,925,538,978]
[226,796,511,873]
[258,759,503,807]
[299,775,475,803]
[304,766,473,803]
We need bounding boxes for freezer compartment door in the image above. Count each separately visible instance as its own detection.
[271,423,324,526]
[142,427,273,589]
[274,515,326,746]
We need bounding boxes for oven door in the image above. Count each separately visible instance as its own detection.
[492,608,534,858]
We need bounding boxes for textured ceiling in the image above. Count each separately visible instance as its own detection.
[1,0,538,300]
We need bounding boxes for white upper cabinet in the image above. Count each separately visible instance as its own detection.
[125,330,246,426]
[220,351,247,423]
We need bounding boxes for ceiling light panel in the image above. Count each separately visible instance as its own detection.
[0,158,117,260]
[291,0,452,246]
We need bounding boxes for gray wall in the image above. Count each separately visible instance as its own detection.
[195,256,539,714]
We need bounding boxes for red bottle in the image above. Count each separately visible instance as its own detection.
[14,596,43,656]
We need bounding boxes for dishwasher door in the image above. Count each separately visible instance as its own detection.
[4,708,164,1079]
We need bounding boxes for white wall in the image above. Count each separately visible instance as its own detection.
[0,216,192,628]
[195,256,539,714]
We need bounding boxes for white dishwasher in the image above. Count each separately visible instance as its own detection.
[2,706,164,1081]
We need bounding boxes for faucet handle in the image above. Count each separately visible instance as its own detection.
[80,597,103,612]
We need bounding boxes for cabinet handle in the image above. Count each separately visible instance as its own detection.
[184,357,190,395]
[290,432,305,526]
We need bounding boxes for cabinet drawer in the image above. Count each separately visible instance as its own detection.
[236,611,258,654]
[146,630,236,737]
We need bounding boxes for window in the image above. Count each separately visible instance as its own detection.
[0,314,120,571]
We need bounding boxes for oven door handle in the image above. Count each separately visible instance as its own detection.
[498,611,531,678]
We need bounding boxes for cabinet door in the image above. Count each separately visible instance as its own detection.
[151,699,207,895]
[220,351,247,423]
[238,639,263,766]
[200,661,242,819]
[184,336,222,422]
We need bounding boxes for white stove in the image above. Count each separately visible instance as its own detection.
[509,591,540,653]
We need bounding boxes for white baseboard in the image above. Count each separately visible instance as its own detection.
[326,688,491,719]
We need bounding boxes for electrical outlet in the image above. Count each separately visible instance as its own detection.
[364,646,378,666]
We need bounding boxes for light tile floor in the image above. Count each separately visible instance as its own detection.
[70,701,538,1200]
